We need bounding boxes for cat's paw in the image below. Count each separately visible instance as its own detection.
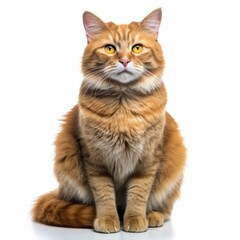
[94,215,120,233]
[123,215,148,232]
[147,211,164,227]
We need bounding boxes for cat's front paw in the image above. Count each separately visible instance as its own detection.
[94,215,120,233]
[123,215,148,232]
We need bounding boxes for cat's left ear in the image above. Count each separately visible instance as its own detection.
[83,11,107,43]
[140,8,162,37]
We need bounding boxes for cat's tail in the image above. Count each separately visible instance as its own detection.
[31,190,95,228]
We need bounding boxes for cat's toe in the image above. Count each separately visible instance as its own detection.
[147,211,164,227]
[94,215,120,233]
[123,215,148,232]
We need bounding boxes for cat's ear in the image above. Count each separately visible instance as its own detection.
[83,11,107,43]
[140,8,162,37]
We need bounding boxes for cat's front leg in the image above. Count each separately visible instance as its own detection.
[123,171,156,232]
[87,170,120,233]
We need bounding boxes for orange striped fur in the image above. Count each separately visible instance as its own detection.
[32,8,186,233]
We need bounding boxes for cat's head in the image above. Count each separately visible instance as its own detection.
[81,8,164,93]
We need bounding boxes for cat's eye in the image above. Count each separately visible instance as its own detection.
[104,45,116,54]
[132,44,143,53]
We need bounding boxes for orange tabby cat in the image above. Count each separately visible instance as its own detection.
[32,8,186,233]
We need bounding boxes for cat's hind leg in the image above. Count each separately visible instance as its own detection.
[147,176,183,227]
[147,211,164,227]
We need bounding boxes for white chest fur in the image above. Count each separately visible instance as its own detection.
[96,131,144,184]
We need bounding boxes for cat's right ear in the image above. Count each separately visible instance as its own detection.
[83,11,107,43]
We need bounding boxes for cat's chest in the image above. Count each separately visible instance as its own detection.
[93,128,145,183]
[80,99,156,181]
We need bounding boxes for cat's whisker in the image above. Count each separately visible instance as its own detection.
[82,70,112,96]
[143,68,161,80]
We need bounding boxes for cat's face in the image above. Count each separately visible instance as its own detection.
[82,9,164,92]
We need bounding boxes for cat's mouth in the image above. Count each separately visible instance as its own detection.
[117,70,133,75]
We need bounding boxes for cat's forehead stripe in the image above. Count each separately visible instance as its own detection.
[111,25,135,43]
[115,31,121,42]
[108,34,114,43]
[118,25,127,40]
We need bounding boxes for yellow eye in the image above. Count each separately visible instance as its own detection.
[104,45,116,54]
[132,44,143,53]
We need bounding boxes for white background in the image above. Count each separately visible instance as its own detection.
[0,0,240,239]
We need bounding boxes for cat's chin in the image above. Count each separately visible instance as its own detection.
[110,72,141,84]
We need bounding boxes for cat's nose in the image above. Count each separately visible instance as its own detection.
[119,59,130,67]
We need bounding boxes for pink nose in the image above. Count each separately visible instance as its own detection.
[119,59,130,67]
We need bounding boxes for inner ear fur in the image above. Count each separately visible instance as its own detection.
[83,11,108,42]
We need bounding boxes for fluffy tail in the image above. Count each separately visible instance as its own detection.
[32,190,95,228]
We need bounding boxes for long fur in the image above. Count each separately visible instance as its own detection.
[32,8,186,233]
